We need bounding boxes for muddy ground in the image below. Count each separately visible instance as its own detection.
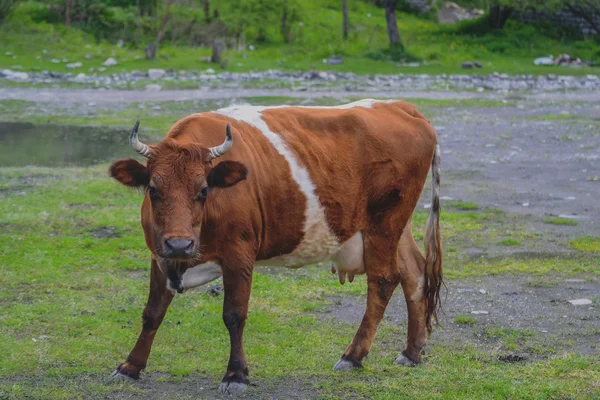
[0,86,598,399]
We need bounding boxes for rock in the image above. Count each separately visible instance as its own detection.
[328,55,344,65]
[73,73,87,82]
[66,62,82,69]
[477,87,484,92]
[534,55,554,66]
[103,57,117,66]
[51,59,60,63]
[148,68,166,79]
[438,2,484,24]
[98,67,106,72]
[568,299,592,306]
[208,284,223,296]
[5,51,12,56]
[479,289,487,294]
[205,68,215,74]
[2,69,29,81]
[88,102,96,106]
[84,54,92,60]
[474,61,483,68]
[462,61,474,69]
[145,83,162,91]
[471,310,489,315]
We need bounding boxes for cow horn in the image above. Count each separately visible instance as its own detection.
[129,120,151,158]
[208,123,233,160]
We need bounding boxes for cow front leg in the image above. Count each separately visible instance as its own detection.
[218,265,253,396]
[110,259,173,380]
[334,235,401,371]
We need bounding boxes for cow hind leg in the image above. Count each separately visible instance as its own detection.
[110,259,174,380]
[333,234,401,371]
[395,225,428,366]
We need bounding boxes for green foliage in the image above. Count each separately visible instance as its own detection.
[544,216,578,226]
[0,0,20,22]
[499,238,521,246]
[568,236,600,253]
[455,315,477,324]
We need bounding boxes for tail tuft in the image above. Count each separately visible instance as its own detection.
[424,144,443,333]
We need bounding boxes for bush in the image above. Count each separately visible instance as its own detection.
[0,0,20,22]
[366,44,420,63]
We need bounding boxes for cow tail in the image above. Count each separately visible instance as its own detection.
[424,143,443,334]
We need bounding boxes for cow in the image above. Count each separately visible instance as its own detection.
[108,99,442,395]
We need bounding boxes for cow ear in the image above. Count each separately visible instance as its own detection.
[109,158,149,188]
[207,161,247,188]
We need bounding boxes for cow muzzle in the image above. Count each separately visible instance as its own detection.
[162,237,195,259]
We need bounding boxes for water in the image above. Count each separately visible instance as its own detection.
[0,122,144,167]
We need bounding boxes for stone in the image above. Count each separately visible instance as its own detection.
[568,299,592,306]
[51,59,61,63]
[98,67,107,72]
[73,73,87,82]
[2,69,29,81]
[462,61,474,69]
[205,68,215,74]
[534,56,554,66]
[148,68,166,79]
[328,55,344,65]
[103,57,117,66]
[145,83,162,91]
[84,54,92,60]
[66,62,82,69]
[470,310,489,315]
[438,2,484,24]
[474,61,483,68]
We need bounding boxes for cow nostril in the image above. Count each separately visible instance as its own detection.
[164,238,194,255]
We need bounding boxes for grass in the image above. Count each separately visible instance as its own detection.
[569,236,600,253]
[1,163,599,399]
[448,201,480,211]
[544,216,578,226]
[0,0,599,78]
[498,238,520,247]
[455,315,476,325]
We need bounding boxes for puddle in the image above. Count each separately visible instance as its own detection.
[0,122,146,167]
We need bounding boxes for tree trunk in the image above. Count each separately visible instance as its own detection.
[281,1,291,43]
[211,39,224,63]
[342,0,349,40]
[65,0,72,26]
[383,0,400,47]
[203,0,210,24]
[146,0,176,60]
[488,4,513,29]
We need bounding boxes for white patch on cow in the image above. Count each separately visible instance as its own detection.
[182,262,222,291]
[217,103,384,267]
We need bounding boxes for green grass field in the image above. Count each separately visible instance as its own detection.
[1,97,599,399]
[1,0,599,77]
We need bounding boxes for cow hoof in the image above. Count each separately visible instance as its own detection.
[109,363,140,381]
[394,353,418,367]
[218,381,248,396]
[333,356,362,371]
[109,369,137,381]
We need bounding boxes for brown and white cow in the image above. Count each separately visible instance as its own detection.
[108,99,443,395]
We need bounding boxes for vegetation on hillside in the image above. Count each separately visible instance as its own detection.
[0,0,599,75]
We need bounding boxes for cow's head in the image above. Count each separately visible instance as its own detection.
[109,120,247,268]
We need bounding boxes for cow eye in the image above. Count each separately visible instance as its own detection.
[147,185,159,199]
[198,187,209,200]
